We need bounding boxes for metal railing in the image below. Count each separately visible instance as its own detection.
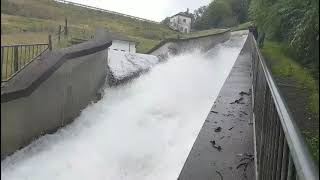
[1,44,49,82]
[250,33,319,180]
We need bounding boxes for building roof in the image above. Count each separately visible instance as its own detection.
[171,11,193,19]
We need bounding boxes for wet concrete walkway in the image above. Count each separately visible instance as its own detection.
[178,39,255,180]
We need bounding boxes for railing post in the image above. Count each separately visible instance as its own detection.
[48,35,52,51]
[287,155,295,180]
[58,25,61,42]
[64,17,68,36]
[13,46,19,72]
[1,47,4,75]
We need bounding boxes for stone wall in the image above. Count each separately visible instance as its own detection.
[1,36,112,158]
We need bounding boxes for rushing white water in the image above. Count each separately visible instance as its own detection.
[1,33,247,180]
[108,50,159,80]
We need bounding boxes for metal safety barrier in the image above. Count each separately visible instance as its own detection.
[1,44,49,82]
[250,33,319,180]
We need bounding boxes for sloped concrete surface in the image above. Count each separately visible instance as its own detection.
[178,37,255,180]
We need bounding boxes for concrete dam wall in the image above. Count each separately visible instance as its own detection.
[149,30,231,59]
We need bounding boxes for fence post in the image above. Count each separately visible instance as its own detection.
[13,46,19,72]
[58,25,61,42]
[64,17,68,36]
[48,34,52,51]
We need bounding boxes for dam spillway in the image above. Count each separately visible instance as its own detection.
[1,33,248,180]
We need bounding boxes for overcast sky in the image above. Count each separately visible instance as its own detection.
[67,0,212,22]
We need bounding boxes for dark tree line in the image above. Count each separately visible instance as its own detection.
[192,0,249,29]
[249,0,319,78]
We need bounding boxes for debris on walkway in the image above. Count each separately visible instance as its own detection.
[214,127,222,132]
[240,111,248,115]
[210,140,216,146]
[236,153,254,173]
[211,110,219,114]
[230,97,245,104]
[223,113,235,117]
[210,140,222,151]
[216,170,224,180]
[239,91,251,96]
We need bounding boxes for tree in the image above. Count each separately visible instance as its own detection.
[192,0,249,30]
[193,6,207,23]
[249,0,319,78]
[161,17,170,25]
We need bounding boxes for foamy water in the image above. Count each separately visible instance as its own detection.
[1,33,247,180]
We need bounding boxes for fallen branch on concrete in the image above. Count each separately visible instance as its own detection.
[210,140,222,151]
[216,170,223,180]
[230,97,245,104]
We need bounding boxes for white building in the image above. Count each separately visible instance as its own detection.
[168,9,193,33]
[106,32,136,53]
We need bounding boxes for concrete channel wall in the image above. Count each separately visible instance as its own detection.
[1,34,112,158]
[149,30,231,58]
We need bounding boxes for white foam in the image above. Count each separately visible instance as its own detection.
[108,50,159,80]
[1,34,247,180]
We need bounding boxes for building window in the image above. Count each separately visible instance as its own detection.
[184,28,188,33]
[183,19,186,23]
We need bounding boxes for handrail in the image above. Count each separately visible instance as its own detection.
[1,44,49,82]
[250,33,318,180]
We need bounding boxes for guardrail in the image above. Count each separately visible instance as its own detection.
[250,33,318,180]
[54,0,160,24]
[1,44,49,82]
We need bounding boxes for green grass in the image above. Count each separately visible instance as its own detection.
[1,0,178,53]
[1,32,49,44]
[261,41,319,162]
[304,132,319,163]
[261,41,319,115]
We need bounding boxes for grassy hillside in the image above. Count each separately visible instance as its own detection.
[1,0,178,53]
[262,42,319,115]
